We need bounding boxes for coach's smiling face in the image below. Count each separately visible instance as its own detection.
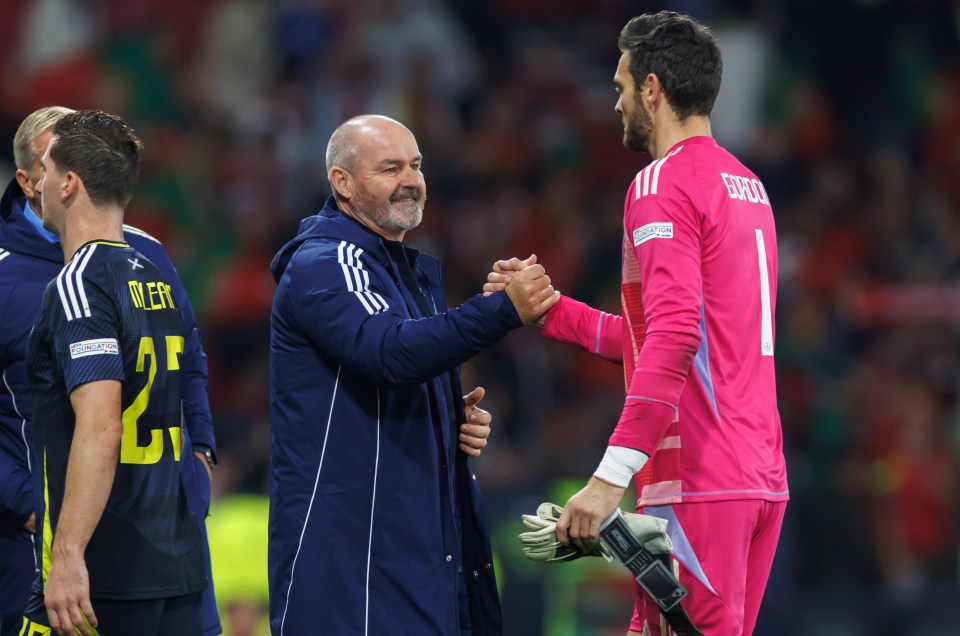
[329,115,427,243]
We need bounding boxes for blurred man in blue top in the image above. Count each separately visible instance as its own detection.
[269,115,559,635]
[0,107,221,636]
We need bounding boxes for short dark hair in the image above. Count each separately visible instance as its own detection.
[618,11,722,121]
[50,110,143,208]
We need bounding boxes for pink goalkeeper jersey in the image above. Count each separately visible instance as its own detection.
[543,136,788,506]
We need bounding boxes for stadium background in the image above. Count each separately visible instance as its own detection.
[1,0,959,633]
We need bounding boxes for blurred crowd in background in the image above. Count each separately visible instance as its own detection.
[1,0,959,634]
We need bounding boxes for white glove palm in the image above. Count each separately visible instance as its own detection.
[519,502,672,563]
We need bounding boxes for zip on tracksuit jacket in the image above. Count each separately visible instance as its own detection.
[269,197,519,635]
[0,179,221,636]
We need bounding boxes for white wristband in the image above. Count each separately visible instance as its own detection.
[593,446,650,488]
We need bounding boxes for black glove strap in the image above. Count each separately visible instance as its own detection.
[599,511,703,635]
[663,603,702,635]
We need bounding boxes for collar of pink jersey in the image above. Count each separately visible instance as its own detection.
[664,135,716,156]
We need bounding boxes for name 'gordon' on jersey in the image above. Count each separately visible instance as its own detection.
[720,172,769,205]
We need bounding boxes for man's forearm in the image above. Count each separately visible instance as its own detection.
[542,295,624,362]
[180,327,217,451]
[53,416,120,556]
[0,467,35,528]
[182,381,216,451]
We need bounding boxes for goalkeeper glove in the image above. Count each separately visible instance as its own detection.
[518,502,672,563]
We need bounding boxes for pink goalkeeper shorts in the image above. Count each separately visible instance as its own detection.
[630,499,786,636]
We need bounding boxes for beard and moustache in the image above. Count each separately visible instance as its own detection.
[622,92,653,153]
[358,185,426,235]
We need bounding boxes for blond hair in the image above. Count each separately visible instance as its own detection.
[12,106,75,170]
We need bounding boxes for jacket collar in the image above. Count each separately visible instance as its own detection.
[0,178,63,264]
[272,195,438,282]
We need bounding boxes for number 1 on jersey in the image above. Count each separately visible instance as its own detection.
[755,229,774,357]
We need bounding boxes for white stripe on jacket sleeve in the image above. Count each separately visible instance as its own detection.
[337,241,389,316]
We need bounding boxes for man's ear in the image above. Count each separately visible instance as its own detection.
[330,167,353,200]
[14,169,34,198]
[61,172,81,204]
[644,73,664,111]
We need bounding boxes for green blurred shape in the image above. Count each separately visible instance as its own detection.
[542,478,638,636]
[100,34,182,123]
[207,494,270,607]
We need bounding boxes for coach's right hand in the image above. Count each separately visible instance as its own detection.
[503,258,559,325]
[483,254,536,296]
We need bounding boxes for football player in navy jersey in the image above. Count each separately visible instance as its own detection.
[0,107,220,636]
[22,110,207,635]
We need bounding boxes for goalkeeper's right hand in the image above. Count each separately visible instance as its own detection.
[519,502,590,562]
[518,502,672,563]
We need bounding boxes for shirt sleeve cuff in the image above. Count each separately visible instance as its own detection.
[593,446,650,488]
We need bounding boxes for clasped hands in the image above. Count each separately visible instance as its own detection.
[483,254,558,326]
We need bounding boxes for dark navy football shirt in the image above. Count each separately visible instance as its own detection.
[27,240,205,599]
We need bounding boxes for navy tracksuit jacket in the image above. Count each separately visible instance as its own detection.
[269,197,517,635]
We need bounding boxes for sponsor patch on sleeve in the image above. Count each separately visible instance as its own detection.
[69,338,119,359]
[632,222,674,246]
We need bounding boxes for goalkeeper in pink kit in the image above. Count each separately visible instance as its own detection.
[489,11,788,636]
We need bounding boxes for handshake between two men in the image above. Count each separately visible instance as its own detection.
[484,255,556,325]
